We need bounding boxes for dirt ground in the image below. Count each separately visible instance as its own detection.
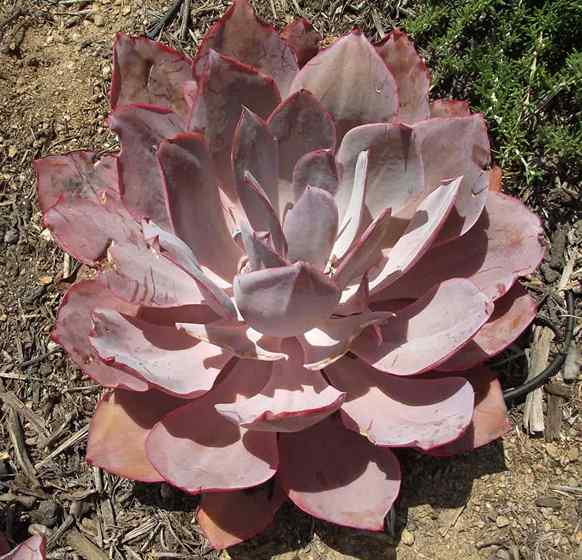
[0,1,580,559]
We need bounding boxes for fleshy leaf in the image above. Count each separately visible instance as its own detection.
[327,357,474,450]
[292,149,339,200]
[146,359,278,494]
[268,90,336,181]
[34,151,118,214]
[239,220,288,271]
[438,282,537,371]
[376,29,430,123]
[52,280,147,391]
[0,535,45,560]
[196,0,298,96]
[158,132,242,281]
[279,417,401,530]
[353,278,493,375]
[289,31,399,141]
[87,388,184,481]
[111,33,193,118]
[234,262,340,337]
[215,339,345,432]
[197,481,286,550]
[91,310,231,397]
[281,18,321,67]
[109,104,183,228]
[283,186,339,270]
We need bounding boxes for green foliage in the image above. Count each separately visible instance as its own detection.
[399,0,581,210]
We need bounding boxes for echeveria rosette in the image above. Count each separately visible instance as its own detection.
[34,0,544,550]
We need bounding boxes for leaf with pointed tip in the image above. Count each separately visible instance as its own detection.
[111,33,193,118]
[289,32,399,141]
[196,0,298,96]
[45,189,142,265]
[279,417,401,530]
[109,104,183,229]
[216,339,344,432]
[189,50,281,198]
[413,115,491,241]
[376,29,430,123]
[91,310,231,396]
[157,132,241,282]
[298,311,393,370]
[430,99,471,118]
[283,186,338,270]
[427,366,510,456]
[197,482,286,550]
[292,149,339,200]
[146,359,278,494]
[0,535,45,560]
[34,151,118,214]
[234,262,340,337]
[87,389,184,482]
[438,282,537,371]
[281,18,321,67]
[239,221,288,271]
[327,357,474,450]
[353,278,493,375]
[268,90,336,182]
[178,319,287,361]
[52,280,147,391]
[376,191,545,302]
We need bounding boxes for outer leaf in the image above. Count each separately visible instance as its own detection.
[109,104,183,229]
[376,191,545,302]
[87,389,184,482]
[215,339,345,432]
[197,481,286,550]
[438,282,537,371]
[289,31,399,141]
[353,278,493,375]
[34,151,118,214]
[279,417,401,530]
[292,149,339,200]
[0,535,45,560]
[234,262,340,337]
[281,18,321,67]
[146,359,278,494]
[111,33,193,118]
[326,357,474,450]
[196,0,298,95]
[376,29,430,123]
[158,132,242,281]
[91,310,231,397]
[52,280,147,391]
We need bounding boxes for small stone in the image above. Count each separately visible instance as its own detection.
[122,6,131,15]
[567,447,579,462]
[93,14,105,26]
[495,515,510,528]
[3,228,19,244]
[545,443,561,461]
[38,275,53,285]
[535,496,562,509]
[401,528,414,546]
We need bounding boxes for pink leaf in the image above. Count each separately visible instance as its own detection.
[281,18,321,67]
[268,90,336,182]
[109,104,183,229]
[0,535,45,560]
[110,33,193,118]
[283,186,339,270]
[292,149,339,200]
[353,278,493,375]
[34,151,118,214]
[146,359,278,494]
[427,366,510,456]
[438,282,537,371]
[279,417,401,530]
[289,31,399,141]
[376,29,430,123]
[158,132,242,282]
[326,357,474,450]
[197,481,286,550]
[52,280,147,391]
[196,0,298,95]
[87,389,184,482]
[90,310,231,397]
[215,339,345,432]
[376,191,545,302]
[234,262,340,337]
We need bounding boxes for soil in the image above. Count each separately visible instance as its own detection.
[0,1,580,559]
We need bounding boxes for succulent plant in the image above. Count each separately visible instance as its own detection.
[0,534,45,560]
[35,0,544,549]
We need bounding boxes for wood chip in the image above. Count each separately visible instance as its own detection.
[7,409,40,487]
[66,528,110,560]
